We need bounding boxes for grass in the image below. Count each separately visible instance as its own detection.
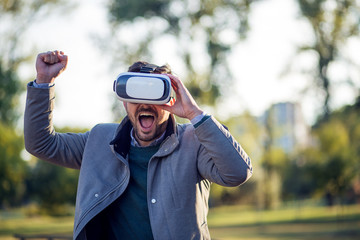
[208,204,360,240]
[0,208,73,240]
[0,204,359,239]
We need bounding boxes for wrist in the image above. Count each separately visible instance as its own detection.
[36,74,53,84]
[187,109,204,121]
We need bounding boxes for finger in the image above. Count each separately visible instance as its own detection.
[168,74,189,96]
[166,74,179,91]
[37,52,48,59]
[56,51,68,61]
[43,51,53,63]
[50,51,58,63]
[42,52,50,63]
[168,74,185,89]
[60,54,68,63]
[43,51,58,64]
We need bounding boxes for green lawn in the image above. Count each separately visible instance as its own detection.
[0,213,73,240]
[0,204,359,239]
[208,204,360,240]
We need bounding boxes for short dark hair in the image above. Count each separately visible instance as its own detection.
[128,61,172,74]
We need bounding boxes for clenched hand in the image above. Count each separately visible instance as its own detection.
[36,50,68,84]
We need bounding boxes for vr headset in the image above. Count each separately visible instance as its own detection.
[113,64,173,105]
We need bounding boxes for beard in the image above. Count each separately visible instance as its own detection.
[133,119,168,143]
[128,105,169,145]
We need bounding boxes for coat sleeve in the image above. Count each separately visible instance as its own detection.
[24,82,89,169]
[195,116,253,187]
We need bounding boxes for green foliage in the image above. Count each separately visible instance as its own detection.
[0,0,73,212]
[0,0,64,13]
[282,104,360,204]
[109,0,167,21]
[212,102,360,208]
[0,123,27,208]
[0,63,23,125]
[311,117,357,202]
[105,0,254,108]
[282,156,317,200]
[24,126,88,215]
[26,160,79,216]
[261,147,288,171]
[210,179,257,207]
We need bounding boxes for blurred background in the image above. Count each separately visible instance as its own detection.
[1,0,360,239]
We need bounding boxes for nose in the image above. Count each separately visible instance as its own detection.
[138,103,153,108]
[137,104,158,112]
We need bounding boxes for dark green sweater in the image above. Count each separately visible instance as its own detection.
[105,145,159,239]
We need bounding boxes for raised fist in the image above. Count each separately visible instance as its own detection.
[36,50,68,84]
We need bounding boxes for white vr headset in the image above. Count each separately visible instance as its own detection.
[113,64,172,105]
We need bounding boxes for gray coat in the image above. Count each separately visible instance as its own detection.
[24,83,253,240]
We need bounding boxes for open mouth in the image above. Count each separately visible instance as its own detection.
[139,113,155,129]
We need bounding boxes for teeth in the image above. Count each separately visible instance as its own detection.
[140,113,154,117]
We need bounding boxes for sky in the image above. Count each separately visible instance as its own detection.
[20,0,360,128]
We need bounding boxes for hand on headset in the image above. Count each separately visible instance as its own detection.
[159,74,204,121]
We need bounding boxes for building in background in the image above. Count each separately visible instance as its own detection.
[260,102,311,154]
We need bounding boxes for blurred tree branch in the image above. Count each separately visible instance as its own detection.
[101,0,259,110]
[296,0,360,120]
[0,0,73,209]
[0,0,72,126]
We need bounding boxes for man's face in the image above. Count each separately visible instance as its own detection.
[123,102,170,147]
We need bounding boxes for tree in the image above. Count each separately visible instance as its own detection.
[0,0,72,209]
[295,0,360,119]
[26,159,79,215]
[25,126,88,215]
[312,119,355,205]
[0,0,71,126]
[104,0,256,108]
[282,105,360,205]
[0,63,22,125]
[0,123,26,208]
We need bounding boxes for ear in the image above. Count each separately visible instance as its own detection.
[123,102,127,110]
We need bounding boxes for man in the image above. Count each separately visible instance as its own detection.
[24,50,253,240]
